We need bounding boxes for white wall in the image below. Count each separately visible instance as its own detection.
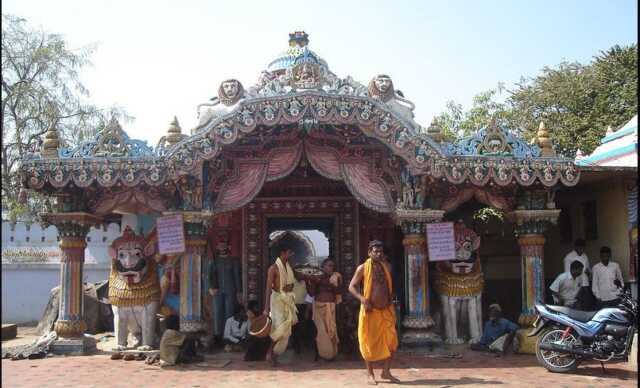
[1,263,110,323]
[1,214,141,324]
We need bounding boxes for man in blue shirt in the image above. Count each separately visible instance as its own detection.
[470,304,519,353]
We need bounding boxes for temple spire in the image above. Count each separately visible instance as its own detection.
[288,31,309,47]
[536,121,555,157]
[41,122,60,158]
[166,116,183,147]
[426,117,443,143]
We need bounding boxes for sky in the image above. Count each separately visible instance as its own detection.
[2,0,638,146]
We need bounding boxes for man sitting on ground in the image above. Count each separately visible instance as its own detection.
[244,300,272,361]
[223,305,248,352]
[470,304,518,354]
[158,315,202,367]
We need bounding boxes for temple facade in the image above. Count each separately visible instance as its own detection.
[21,31,606,354]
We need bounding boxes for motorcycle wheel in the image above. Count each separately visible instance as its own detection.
[535,328,580,373]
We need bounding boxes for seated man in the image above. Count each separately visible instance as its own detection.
[244,300,272,362]
[223,305,248,352]
[470,304,519,353]
[550,261,584,308]
[158,315,202,367]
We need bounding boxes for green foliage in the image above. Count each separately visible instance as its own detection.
[1,14,132,218]
[472,207,504,224]
[436,44,638,157]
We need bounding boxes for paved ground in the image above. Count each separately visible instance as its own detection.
[2,334,637,388]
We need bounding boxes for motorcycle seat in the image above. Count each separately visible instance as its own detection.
[546,305,598,322]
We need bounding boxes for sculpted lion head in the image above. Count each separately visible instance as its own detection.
[437,220,481,275]
[218,79,244,106]
[368,74,394,103]
[109,226,154,285]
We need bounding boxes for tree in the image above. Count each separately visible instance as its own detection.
[435,44,638,157]
[1,14,131,220]
[434,85,512,141]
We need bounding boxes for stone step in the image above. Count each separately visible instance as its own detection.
[1,324,18,341]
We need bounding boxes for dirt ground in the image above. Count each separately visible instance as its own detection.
[1,325,637,388]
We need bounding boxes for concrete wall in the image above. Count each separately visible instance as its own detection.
[1,263,110,324]
[1,214,140,324]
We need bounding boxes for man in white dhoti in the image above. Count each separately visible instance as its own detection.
[263,248,298,366]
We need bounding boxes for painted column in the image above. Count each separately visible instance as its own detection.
[41,213,101,339]
[173,212,211,333]
[517,234,546,326]
[507,209,559,354]
[395,208,444,345]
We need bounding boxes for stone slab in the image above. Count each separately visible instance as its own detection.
[1,324,18,341]
[49,336,97,356]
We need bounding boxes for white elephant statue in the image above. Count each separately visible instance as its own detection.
[108,226,161,351]
[433,220,484,344]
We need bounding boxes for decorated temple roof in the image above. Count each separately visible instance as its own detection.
[576,115,637,167]
[267,31,331,75]
[20,32,580,196]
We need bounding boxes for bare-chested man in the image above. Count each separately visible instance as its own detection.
[263,248,299,366]
[349,240,399,385]
[308,258,343,361]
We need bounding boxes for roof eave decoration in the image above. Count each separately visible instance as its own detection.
[21,33,580,192]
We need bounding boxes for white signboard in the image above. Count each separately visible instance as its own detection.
[426,222,456,262]
[157,214,186,255]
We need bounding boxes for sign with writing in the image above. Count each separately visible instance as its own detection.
[426,222,456,262]
[156,214,186,255]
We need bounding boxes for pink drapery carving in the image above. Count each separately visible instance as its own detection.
[211,141,397,213]
[92,189,167,215]
[266,143,303,182]
[341,161,394,213]
[215,160,268,212]
[441,187,511,212]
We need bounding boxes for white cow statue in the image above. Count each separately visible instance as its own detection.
[433,220,485,344]
[108,226,161,351]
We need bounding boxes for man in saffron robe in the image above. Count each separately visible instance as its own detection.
[263,247,299,366]
[349,240,399,385]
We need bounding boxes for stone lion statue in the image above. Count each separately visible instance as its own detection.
[432,220,484,344]
[368,74,423,131]
[195,79,245,131]
[108,226,161,351]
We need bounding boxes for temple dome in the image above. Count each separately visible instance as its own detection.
[267,31,330,74]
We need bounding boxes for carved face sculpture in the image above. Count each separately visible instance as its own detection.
[109,226,150,285]
[218,79,244,106]
[438,220,481,275]
[368,75,394,102]
[292,61,319,88]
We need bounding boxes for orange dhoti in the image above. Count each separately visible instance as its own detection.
[357,258,398,362]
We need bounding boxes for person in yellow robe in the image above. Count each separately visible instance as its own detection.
[264,247,298,366]
[348,240,399,385]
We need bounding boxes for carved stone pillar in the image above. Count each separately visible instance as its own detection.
[395,208,445,346]
[506,209,560,354]
[41,212,102,354]
[165,211,212,333]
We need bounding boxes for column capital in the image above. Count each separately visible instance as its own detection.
[394,208,445,235]
[506,209,560,236]
[517,234,546,247]
[40,212,102,237]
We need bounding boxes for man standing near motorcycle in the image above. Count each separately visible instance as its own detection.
[550,261,584,307]
[563,239,590,287]
[592,246,624,309]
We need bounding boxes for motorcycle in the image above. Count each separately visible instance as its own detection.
[528,287,638,373]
